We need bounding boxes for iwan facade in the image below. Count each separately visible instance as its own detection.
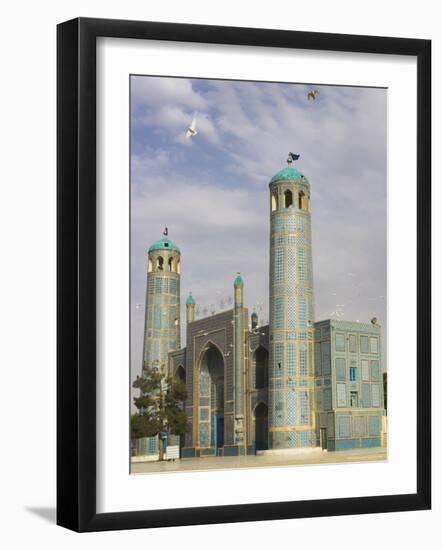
[138,160,386,458]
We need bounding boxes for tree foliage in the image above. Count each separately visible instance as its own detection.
[131,363,189,443]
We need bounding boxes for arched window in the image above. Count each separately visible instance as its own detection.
[298,191,308,210]
[156,256,164,270]
[168,257,174,272]
[175,365,186,384]
[177,260,181,274]
[271,192,278,212]
[148,258,153,272]
[284,189,293,208]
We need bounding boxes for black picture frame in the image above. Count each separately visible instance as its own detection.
[57,17,431,532]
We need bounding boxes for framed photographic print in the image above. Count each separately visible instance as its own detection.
[57,17,431,532]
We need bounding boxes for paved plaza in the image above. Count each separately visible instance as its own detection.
[131,447,387,475]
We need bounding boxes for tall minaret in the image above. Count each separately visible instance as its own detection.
[233,274,245,447]
[268,156,316,449]
[142,232,181,376]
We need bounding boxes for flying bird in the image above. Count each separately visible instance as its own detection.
[185,115,198,139]
[307,89,319,101]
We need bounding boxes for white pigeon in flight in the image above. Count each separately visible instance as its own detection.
[185,115,198,139]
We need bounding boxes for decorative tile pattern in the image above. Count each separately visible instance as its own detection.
[368,415,380,436]
[299,343,308,376]
[298,295,307,327]
[315,388,323,410]
[349,334,357,353]
[199,408,209,421]
[275,248,284,283]
[353,416,366,437]
[286,390,296,423]
[322,342,331,375]
[371,360,380,381]
[275,297,284,328]
[298,248,305,280]
[323,388,332,411]
[361,359,370,381]
[314,342,322,375]
[286,296,297,329]
[199,423,210,447]
[200,364,210,396]
[371,384,381,407]
[361,383,371,407]
[298,391,310,424]
[338,416,352,437]
[287,343,296,376]
[274,392,285,426]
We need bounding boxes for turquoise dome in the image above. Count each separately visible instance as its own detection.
[234,274,244,286]
[270,166,306,183]
[148,237,180,254]
[186,293,196,306]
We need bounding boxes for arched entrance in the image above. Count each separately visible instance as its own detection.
[199,345,225,451]
[254,402,269,451]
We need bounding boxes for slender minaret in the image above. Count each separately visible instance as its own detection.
[234,274,245,446]
[268,157,316,449]
[142,233,181,376]
[186,292,196,324]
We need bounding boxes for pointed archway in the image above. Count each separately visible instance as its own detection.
[175,365,185,383]
[254,402,269,451]
[199,344,225,450]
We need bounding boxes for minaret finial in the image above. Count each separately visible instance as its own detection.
[163,226,168,236]
[287,152,300,166]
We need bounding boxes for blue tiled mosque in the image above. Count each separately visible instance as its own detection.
[139,160,386,458]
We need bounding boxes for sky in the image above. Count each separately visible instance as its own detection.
[130,76,387,385]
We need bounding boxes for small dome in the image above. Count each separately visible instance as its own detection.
[270,166,307,184]
[186,293,196,306]
[148,237,180,254]
[234,274,244,286]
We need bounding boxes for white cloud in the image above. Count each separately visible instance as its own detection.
[132,76,207,110]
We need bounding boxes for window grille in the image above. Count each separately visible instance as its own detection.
[336,358,346,381]
[360,335,369,353]
[336,383,347,407]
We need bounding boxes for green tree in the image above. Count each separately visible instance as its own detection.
[131,362,188,460]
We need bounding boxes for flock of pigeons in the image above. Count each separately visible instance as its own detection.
[184,87,320,140]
